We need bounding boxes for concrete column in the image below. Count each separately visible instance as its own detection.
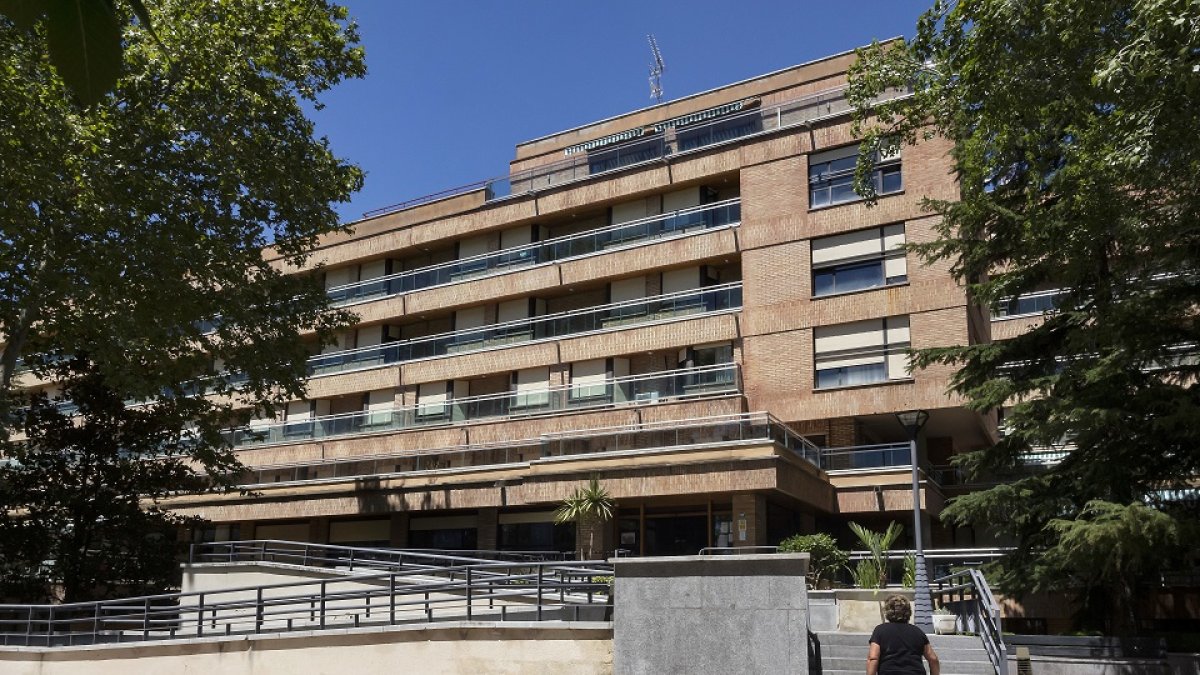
[389,512,410,548]
[731,493,767,547]
[613,554,810,674]
[477,507,499,551]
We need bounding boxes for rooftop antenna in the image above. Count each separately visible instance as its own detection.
[647,34,665,103]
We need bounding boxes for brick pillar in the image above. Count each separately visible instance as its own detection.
[732,493,767,547]
[576,519,613,560]
[477,508,499,551]
[828,417,857,446]
[308,516,330,545]
[389,512,410,548]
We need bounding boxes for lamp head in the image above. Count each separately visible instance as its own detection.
[895,410,929,438]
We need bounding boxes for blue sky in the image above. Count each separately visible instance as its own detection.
[311,1,932,222]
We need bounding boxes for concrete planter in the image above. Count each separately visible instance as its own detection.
[808,588,916,633]
[933,613,957,635]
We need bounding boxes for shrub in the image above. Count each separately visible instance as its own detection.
[778,533,849,587]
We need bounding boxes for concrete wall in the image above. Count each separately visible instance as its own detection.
[612,553,809,674]
[0,623,614,675]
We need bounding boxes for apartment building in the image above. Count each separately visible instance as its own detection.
[170,46,998,559]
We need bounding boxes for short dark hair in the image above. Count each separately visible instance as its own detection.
[884,594,912,623]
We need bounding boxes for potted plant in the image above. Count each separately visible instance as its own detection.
[848,521,903,588]
[933,607,958,634]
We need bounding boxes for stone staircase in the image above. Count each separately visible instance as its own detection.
[811,631,998,675]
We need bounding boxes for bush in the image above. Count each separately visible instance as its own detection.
[778,533,849,587]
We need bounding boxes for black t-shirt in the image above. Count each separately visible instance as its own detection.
[869,622,929,675]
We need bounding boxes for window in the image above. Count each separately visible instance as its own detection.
[993,289,1063,319]
[416,381,451,419]
[808,144,902,208]
[677,116,761,152]
[812,224,907,297]
[511,367,551,409]
[588,137,663,174]
[570,359,610,402]
[814,316,911,389]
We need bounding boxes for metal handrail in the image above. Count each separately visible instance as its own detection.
[361,83,908,218]
[327,199,741,307]
[188,540,566,569]
[280,282,743,382]
[234,411,821,489]
[699,546,779,555]
[0,557,613,647]
[227,363,739,449]
[932,568,1006,675]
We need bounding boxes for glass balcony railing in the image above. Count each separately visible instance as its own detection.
[363,84,910,218]
[819,442,913,471]
[235,412,820,487]
[328,200,741,307]
[304,282,742,378]
[226,364,739,448]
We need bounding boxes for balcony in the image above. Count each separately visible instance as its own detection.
[819,442,912,471]
[327,199,741,308]
[363,84,910,218]
[235,412,821,488]
[303,282,743,379]
[228,364,740,449]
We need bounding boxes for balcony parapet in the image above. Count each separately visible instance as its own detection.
[234,411,819,489]
[328,199,741,308]
[292,282,743,381]
[228,364,740,449]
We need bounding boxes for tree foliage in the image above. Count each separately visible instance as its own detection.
[848,521,903,589]
[848,0,1200,631]
[0,361,228,602]
[554,477,615,560]
[778,532,849,587]
[0,0,364,600]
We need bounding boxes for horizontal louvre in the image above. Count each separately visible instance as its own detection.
[651,98,759,132]
[564,128,648,155]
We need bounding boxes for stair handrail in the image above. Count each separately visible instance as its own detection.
[932,568,1006,675]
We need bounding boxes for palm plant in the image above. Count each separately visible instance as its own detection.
[848,521,903,589]
[554,477,615,560]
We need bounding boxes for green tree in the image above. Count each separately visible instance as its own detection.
[848,0,1200,632]
[0,360,226,601]
[0,0,364,600]
[554,477,615,560]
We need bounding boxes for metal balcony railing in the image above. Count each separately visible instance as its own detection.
[363,84,909,218]
[236,412,820,489]
[300,282,742,379]
[328,199,741,307]
[227,364,739,448]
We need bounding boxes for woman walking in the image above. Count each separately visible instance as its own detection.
[866,595,941,675]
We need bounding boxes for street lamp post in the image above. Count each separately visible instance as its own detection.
[896,409,933,633]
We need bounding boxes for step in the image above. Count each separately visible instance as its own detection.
[815,631,985,647]
[820,656,994,674]
[819,646,990,663]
